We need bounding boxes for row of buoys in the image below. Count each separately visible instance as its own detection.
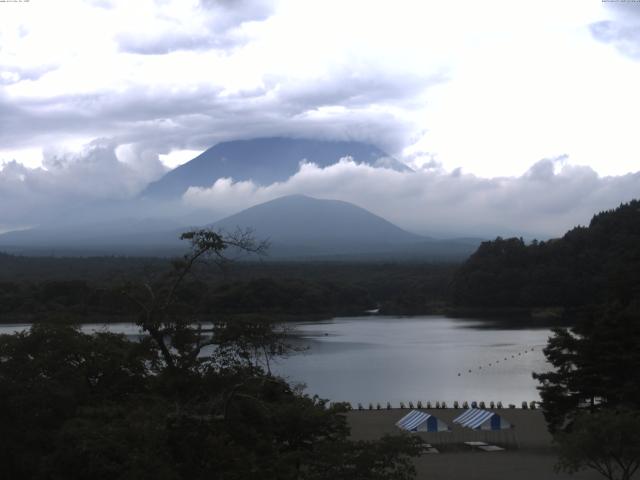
[345,400,539,410]
[457,347,537,377]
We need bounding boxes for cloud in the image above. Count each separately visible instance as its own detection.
[0,140,167,227]
[86,0,116,8]
[183,158,640,239]
[1,147,639,240]
[0,0,535,176]
[2,0,640,182]
[0,64,58,86]
[590,2,640,60]
[590,20,640,60]
[0,0,441,164]
[115,0,274,55]
[0,73,426,166]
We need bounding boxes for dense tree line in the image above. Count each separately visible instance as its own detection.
[0,278,375,321]
[0,252,167,282]
[451,200,640,309]
[0,261,456,322]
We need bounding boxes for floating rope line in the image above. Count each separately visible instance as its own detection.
[456,346,540,377]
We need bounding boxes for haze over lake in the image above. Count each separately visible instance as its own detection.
[0,315,550,406]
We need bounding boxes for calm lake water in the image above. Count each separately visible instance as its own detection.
[273,316,552,406]
[0,315,552,406]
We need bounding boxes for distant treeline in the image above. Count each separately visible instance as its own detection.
[0,259,457,322]
[5,200,638,323]
[451,200,640,309]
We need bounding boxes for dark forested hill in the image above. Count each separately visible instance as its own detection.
[451,200,640,308]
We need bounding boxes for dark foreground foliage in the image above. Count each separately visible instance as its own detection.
[0,323,423,480]
[554,409,640,480]
[534,301,640,433]
[534,297,640,479]
[0,229,424,479]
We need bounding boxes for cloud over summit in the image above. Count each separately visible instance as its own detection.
[1,141,639,240]
[183,157,640,239]
[3,0,640,176]
[1,0,640,237]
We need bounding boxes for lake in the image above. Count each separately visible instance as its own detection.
[0,315,552,406]
[273,316,551,406]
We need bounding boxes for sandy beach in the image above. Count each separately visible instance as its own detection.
[347,409,608,480]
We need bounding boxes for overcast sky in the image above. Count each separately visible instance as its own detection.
[1,0,639,236]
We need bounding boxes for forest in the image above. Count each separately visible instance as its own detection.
[0,255,456,323]
[451,200,640,311]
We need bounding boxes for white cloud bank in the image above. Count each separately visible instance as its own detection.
[2,0,640,237]
[183,158,640,239]
[1,145,638,239]
[0,140,166,229]
[1,0,640,178]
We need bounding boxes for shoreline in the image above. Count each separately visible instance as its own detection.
[0,306,581,329]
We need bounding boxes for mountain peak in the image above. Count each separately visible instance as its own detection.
[212,194,422,254]
[141,137,411,199]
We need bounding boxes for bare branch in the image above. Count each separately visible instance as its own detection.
[121,227,269,371]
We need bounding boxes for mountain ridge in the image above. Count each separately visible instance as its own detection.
[141,137,411,199]
[210,194,424,246]
[0,194,479,260]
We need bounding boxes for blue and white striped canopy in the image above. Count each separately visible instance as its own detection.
[452,409,512,431]
[396,410,449,432]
